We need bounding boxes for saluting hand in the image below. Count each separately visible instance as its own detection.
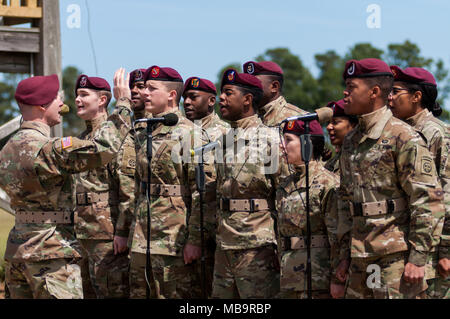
[183,243,201,265]
[113,235,129,255]
[113,67,131,100]
[336,259,350,283]
[438,258,450,279]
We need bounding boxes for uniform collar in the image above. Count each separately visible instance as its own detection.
[358,105,391,140]
[229,114,261,129]
[405,108,431,131]
[20,120,51,138]
[259,95,285,119]
[200,112,215,129]
[85,113,108,132]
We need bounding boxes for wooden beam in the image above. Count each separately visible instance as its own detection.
[0,1,42,19]
[0,26,40,52]
[0,51,31,73]
[35,0,62,137]
[0,115,21,141]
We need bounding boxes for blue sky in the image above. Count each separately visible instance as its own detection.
[60,0,450,98]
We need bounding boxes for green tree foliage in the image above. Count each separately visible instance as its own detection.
[315,50,345,107]
[256,48,318,112]
[344,43,383,61]
[0,73,26,124]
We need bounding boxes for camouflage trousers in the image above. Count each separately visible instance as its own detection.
[190,238,216,298]
[79,239,130,299]
[129,252,201,299]
[345,252,428,299]
[5,258,83,299]
[426,277,450,299]
[212,245,280,299]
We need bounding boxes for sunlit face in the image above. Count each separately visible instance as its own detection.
[255,74,275,106]
[343,78,371,115]
[281,133,303,165]
[142,80,171,115]
[326,116,355,147]
[388,81,416,120]
[131,81,145,111]
[219,85,247,121]
[43,95,64,127]
[183,90,215,121]
[75,88,105,121]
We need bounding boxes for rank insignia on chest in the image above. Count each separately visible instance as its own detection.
[61,137,73,149]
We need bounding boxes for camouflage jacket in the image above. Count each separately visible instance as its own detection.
[324,151,340,174]
[0,104,131,262]
[74,99,135,240]
[405,109,450,260]
[131,108,208,256]
[276,160,341,292]
[215,114,281,250]
[338,106,445,267]
[258,95,308,127]
[188,112,230,243]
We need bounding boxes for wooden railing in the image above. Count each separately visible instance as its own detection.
[0,0,42,25]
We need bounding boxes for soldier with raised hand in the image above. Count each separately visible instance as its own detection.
[72,74,132,299]
[127,65,208,299]
[388,66,450,299]
[182,77,230,297]
[242,60,308,127]
[0,74,131,299]
[211,69,281,299]
[337,58,445,299]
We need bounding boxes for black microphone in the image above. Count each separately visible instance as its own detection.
[281,107,333,125]
[190,141,220,157]
[134,113,179,126]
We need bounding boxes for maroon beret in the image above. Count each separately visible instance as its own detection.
[75,74,111,94]
[390,66,436,86]
[243,61,284,76]
[326,99,347,118]
[220,68,263,91]
[283,119,323,136]
[129,68,147,88]
[15,74,60,106]
[183,77,217,95]
[343,58,393,80]
[144,65,183,82]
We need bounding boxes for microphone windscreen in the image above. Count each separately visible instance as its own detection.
[163,113,179,126]
[315,107,333,124]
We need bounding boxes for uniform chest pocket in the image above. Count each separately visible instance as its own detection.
[359,143,395,179]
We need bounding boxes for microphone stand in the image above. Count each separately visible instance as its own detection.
[145,121,154,299]
[195,149,207,299]
[300,121,313,300]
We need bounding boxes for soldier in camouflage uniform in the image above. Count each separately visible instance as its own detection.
[337,58,445,299]
[72,74,132,298]
[324,99,358,174]
[0,74,131,299]
[128,65,208,299]
[242,60,308,127]
[388,66,450,299]
[182,77,230,297]
[211,69,280,299]
[276,119,344,299]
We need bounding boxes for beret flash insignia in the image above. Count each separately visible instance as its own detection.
[247,63,255,74]
[287,121,294,130]
[347,62,355,76]
[80,76,87,87]
[227,70,235,82]
[151,67,160,78]
[191,78,200,88]
[135,69,144,81]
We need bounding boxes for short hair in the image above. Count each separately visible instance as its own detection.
[267,74,284,93]
[310,135,325,160]
[164,81,184,105]
[362,75,394,102]
[96,90,112,108]
[236,86,263,111]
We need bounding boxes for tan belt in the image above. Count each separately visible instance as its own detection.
[141,182,187,197]
[15,211,72,224]
[219,198,274,212]
[280,235,329,250]
[76,192,113,206]
[350,198,407,217]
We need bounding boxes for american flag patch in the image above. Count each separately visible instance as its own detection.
[61,137,73,149]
